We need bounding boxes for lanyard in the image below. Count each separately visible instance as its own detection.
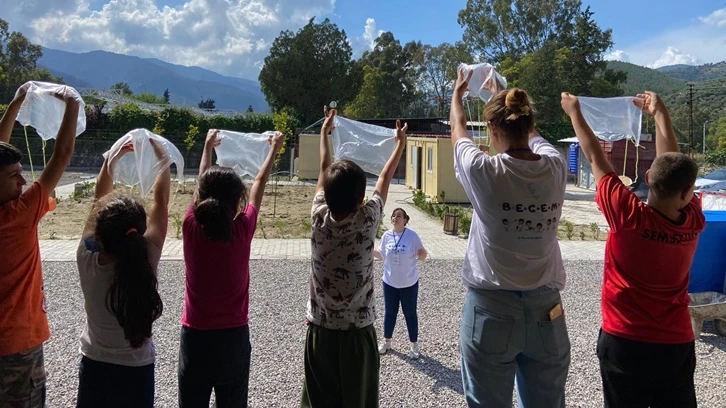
[393,228,406,251]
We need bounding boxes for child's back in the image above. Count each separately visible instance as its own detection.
[307,192,383,329]
[596,172,705,343]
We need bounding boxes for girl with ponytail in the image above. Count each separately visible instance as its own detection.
[75,140,171,407]
[178,129,284,407]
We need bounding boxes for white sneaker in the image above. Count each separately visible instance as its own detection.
[379,340,392,354]
[409,342,420,359]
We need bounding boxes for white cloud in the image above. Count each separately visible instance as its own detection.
[604,50,631,63]
[647,47,700,69]
[3,0,337,80]
[349,18,385,58]
[610,8,725,69]
[700,8,726,28]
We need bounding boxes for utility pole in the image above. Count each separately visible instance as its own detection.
[688,83,694,157]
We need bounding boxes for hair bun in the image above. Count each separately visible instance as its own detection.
[505,88,532,121]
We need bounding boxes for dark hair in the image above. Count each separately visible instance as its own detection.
[194,166,246,241]
[648,152,699,199]
[392,208,410,225]
[323,160,366,219]
[95,195,163,349]
[0,142,22,170]
[483,88,536,142]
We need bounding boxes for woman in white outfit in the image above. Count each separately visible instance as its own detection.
[374,208,427,359]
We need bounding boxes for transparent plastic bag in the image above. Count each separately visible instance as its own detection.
[15,81,86,140]
[458,63,508,102]
[103,129,185,196]
[579,97,642,145]
[215,130,275,177]
[332,116,396,176]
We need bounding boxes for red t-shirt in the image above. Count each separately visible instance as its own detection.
[596,173,705,344]
[181,202,258,330]
[0,182,52,356]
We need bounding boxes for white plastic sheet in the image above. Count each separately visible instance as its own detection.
[701,192,726,211]
[103,129,185,197]
[458,63,508,102]
[579,97,643,145]
[215,130,275,177]
[15,81,86,140]
[332,116,396,176]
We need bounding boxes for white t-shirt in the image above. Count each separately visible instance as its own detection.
[307,191,384,330]
[378,228,425,289]
[453,136,567,291]
[76,238,161,367]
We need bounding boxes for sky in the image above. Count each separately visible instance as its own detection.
[3,0,725,81]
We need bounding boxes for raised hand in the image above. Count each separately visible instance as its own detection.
[633,91,665,116]
[119,141,134,156]
[322,105,336,134]
[560,92,581,117]
[395,119,408,144]
[51,87,79,105]
[15,83,31,100]
[205,129,221,148]
[149,139,170,166]
[269,131,285,153]
[454,68,474,100]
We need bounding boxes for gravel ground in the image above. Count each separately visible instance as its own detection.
[41,260,726,407]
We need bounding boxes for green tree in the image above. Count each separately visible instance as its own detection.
[111,82,133,96]
[354,32,422,118]
[462,2,623,123]
[163,88,170,104]
[457,0,581,62]
[259,18,362,124]
[133,91,166,104]
[0,18,60,101]
[707,117,726,150]
[183,123,200,160]
[345,66,388,119]
[247,104,254,113]
[271,108,299,166]
[416,42,474,117]
[198,98,216,110]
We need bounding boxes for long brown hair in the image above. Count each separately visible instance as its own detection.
[194,166,246,241]
[95,195,163,348]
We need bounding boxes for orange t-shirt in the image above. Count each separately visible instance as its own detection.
[0,182,52,356]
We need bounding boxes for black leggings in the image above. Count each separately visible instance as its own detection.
[178,325,251,408]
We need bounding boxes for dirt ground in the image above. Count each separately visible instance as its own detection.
[38,182,317,240]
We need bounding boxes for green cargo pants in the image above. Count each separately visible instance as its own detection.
[301,323,380,408]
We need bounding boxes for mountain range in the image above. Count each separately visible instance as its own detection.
[36,46,723,117]
[38,47,269,112]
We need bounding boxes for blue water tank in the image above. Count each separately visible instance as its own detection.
[568,143,579,174]
[689,210,726,293]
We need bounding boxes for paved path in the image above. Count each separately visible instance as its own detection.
[40,238,605,261]
[40,183,606,261]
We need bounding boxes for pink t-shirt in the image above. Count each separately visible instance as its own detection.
[181,202,258,330]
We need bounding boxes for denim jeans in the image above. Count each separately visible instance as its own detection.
[382,281,419,342]
[460,286,571,408]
